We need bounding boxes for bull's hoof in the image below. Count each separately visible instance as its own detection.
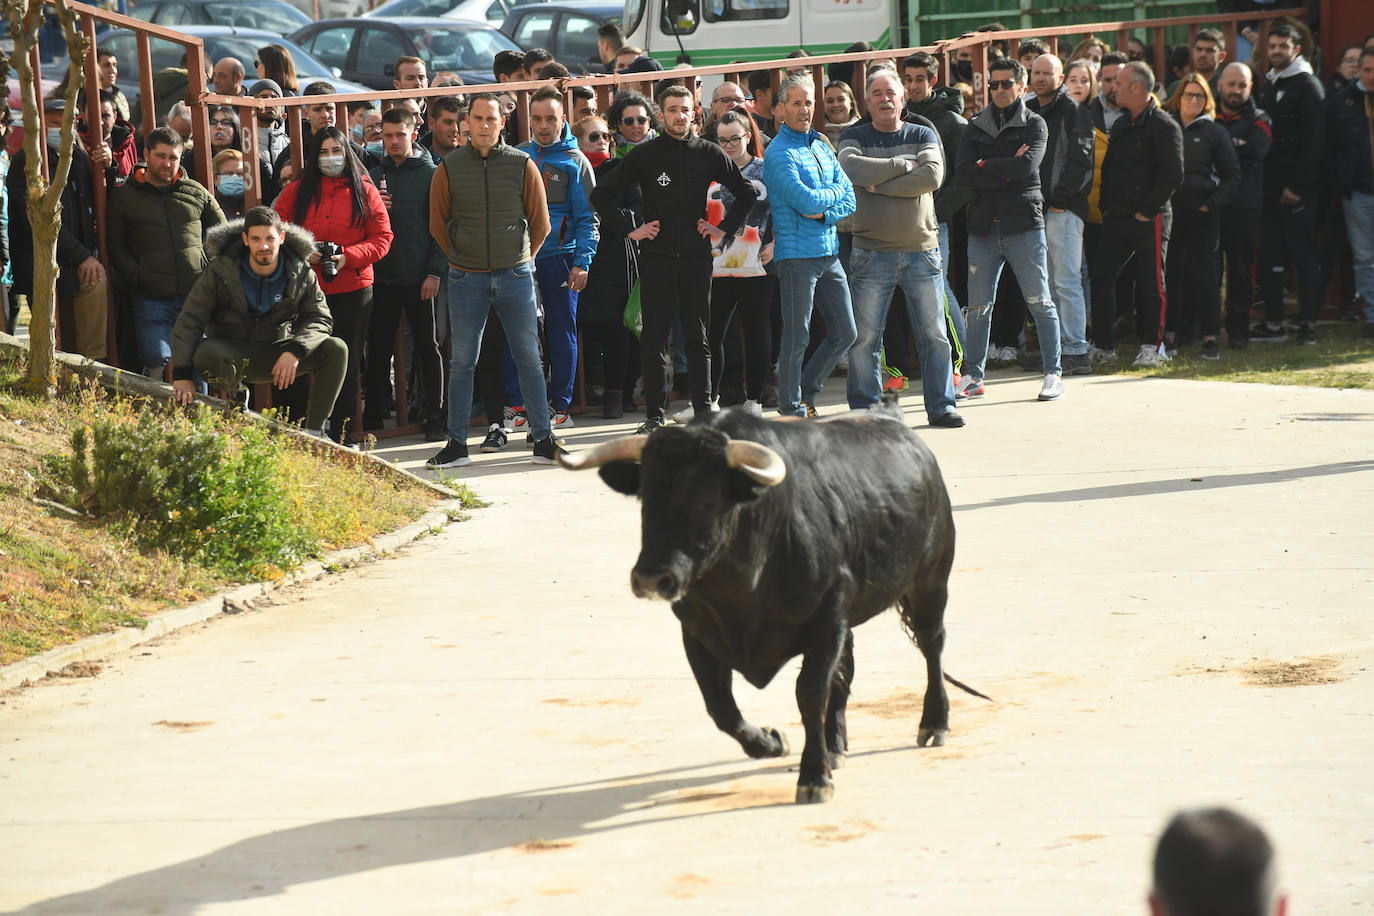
[740,726,790,759]
[795,782,835,804]
[917,727,947,747]
[767,727,790,758]
[826,751,845,770]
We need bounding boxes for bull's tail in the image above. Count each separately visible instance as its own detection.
[943,673,994,702]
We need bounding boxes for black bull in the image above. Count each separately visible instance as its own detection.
[560,405,984,804]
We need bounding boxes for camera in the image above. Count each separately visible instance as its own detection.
[316,241,342,282]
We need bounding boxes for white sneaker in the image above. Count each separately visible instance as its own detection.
[1037,373,1064,401]
[552,409,574,429]
[672,399,720,424]
[1090,346,1116,363]
[995,345,1018,362]
[741,398,764,417]
[1133,344,1164,367]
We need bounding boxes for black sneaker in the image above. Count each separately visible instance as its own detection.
[635,416,665,434]
[425,439,470,468]
[1296,324,1316,345]
[531,435,567,465]
[929,410,965,428]
[760,383,779,409]
[1200,340,1220,361]
[1249,322,1286,343]
[479,423,507,452]
[1227,330,1249,350]
[525,431,562,448]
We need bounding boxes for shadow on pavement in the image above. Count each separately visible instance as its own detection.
[954,459,1374,512]
[11,759,799,914]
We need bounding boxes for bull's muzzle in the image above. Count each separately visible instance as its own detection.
[631,567,682,601]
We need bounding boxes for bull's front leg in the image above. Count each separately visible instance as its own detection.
[794,612,849,804]
[682,627,790,760]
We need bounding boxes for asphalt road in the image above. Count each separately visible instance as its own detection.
[3,371,1372,914]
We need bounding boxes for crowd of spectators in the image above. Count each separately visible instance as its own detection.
[2,11,1370,453]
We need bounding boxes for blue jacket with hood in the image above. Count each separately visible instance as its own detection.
[519,123,599,269]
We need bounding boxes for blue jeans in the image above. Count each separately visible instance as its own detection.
[846,246,955,421]
[131,296,186,372]
[504,253,579,412]
[448,263,550,442]
[937,222,966,371]
[1044,209,1088,356]
[1343,191,1374,323]
[964,225,1062,380]
[776,255,857,416]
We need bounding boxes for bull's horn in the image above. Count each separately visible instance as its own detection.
[557,434,648,470]
[724,440,786,487]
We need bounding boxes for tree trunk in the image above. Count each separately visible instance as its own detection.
[3,0,90,394]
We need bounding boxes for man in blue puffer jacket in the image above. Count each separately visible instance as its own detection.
[764,72,858,418]
[517,86,599,428]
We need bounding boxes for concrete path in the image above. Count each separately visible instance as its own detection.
[3,370,1372,915]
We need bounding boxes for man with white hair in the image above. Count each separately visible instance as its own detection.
[763,71,857,418]
[837,68,961,427]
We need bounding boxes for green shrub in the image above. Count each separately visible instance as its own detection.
[66,407,318,578]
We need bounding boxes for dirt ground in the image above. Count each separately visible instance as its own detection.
[1,372,1372,914]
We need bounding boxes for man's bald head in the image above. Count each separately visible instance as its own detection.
[1217,61,1254,112]
[1030,52,1064,104]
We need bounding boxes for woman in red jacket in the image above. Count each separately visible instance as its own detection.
[274,126,392,443]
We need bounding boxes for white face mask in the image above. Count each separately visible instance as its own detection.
[318,153,346,177]
[46,127,62,149]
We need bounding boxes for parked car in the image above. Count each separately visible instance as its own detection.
[363,0,520,25]
[97,26,371,126]
[290,17,522,88]
[500,0,619,74]
[279,0,372,20]
[127,0,312,37]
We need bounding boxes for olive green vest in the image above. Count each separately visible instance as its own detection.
[444,141,532,271]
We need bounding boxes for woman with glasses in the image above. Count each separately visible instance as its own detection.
[705,109,773,417]
[273,127,393,442]
[1162,74,1239,360]
[821,81,859,146]
[572,115,611,167]
[607,89,657,158]
[208,104,277,203]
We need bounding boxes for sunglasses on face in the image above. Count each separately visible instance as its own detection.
[621,116,649,126]
[987,79,1016,91]
[585,131,607,141]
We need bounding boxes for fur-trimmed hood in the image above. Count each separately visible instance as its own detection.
[204,217,316,261]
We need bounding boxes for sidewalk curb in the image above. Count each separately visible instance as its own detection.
[0,499,463,693]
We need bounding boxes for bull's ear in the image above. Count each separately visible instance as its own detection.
[598,462,641,495]
[727,468,768,502]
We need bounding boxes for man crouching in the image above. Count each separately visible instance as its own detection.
[169,206,347,436]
